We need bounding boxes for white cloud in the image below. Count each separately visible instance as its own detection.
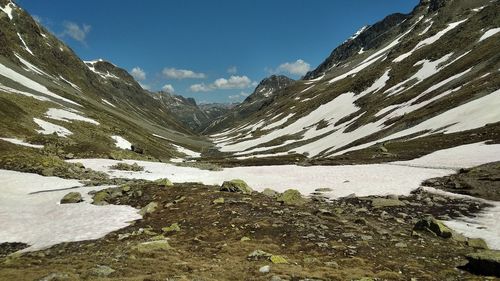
[228,91,250,102]
[274,59,311,76]
[227,66,238,74]
[161,84,175,93]
[162,68,206,79]
[61,21,91,44]
[189,75,254,92]
[130,67,146,81]
[189,83,212,92]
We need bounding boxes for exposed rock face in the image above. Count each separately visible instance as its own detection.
[244,75,295,104]
[463,250,500,277]
[413,216,452,238]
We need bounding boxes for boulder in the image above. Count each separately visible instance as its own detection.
[220,179,253,194]
[155,178,173,187]
[262,188,278,197]
[467,238,489,249]
[139,201,159,216]
[413,216,452,238]
[92,190,110,205]
[133,240,172,254]
[60,192,83,204]
[88,265,115,277]
[463,250,500,277]
[276,189,306,206]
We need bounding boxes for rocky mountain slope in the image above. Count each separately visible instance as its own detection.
[204,75,295,133]
[0,0,210,169]
[209,0,500,164]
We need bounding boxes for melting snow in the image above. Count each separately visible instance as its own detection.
[102,99,116,107]
[479,27,500,42]
[45,108,99,125]
[111,135,132,150]
[34,118,72,137]
[0,169,141,252]
[0,83,51,102]
[0,137,44,149]
[0,62,81,106]
[17,33,34,56]
[0,1,14,20]
[14,53,51,77]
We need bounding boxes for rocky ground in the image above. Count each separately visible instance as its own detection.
[1,178,498,281]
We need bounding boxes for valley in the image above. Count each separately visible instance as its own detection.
[1,0,500,280]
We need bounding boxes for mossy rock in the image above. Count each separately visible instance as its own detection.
[60,192,83,204]
[467,238,489,249]
[92,190,110,205]
[133,240,172,254]
[162,223,181,233]
[413,216,452,238]
[139,201,159,216]
[155,178,173,187]
[270,255,288,264]
[276,189,306,206]
[262,188,278,197]
[220,179,253,194]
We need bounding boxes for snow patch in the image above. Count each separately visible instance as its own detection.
[45,108,99,125]
[111,136,131,150]
[17,33,34,56]
[33,118,72,137]
[0,138,43,149]
[479,27,500,42]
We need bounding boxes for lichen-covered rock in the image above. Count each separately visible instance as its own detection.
[139,201,159,216]
[467,238,489,249]
[60,192,82,204]
[247,249,272,261]
[270,255,288,264]
[463,250,500,277]
[155,178,173,187]
[413,216,452,238]
[213,197,225,204]
[162,223,180,233]
[133,240,172,253]
[276,189,305,206]
[220,179,253,194]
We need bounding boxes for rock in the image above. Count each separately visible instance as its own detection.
[88,265,115,277]
[64,153,74,160]
[247,250,272,261]
[220,179,253,194]
[276,189,306,206]
[60,192,83,204]
[395,242,407,248]
[413,216,452,238]
[131,144,144,154]
[162,223,181,233]
[36,273,71,281]
[240,236,251,242]
[41,168,55,177]
[92,190,110,205]
[133,240,172,253]
[315,187,333,192]
[139,201,159,216]
[370,198,405,208]
[155,178,173,187]
[259,265,271,273]
[262,188,278,197]
[270,255,288,264]
[467,238,488,249]
[463,250,500,277]
[213,197,225,204]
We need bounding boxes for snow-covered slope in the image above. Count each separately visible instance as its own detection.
[210,0,500,163]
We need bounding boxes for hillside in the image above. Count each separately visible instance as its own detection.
[208,0,500,165]
[0,0,210,174]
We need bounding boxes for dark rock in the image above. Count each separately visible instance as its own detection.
[461,250,500,277]
[60,192,83,204]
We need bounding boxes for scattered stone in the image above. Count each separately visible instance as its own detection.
[133,240,172,253]
[60,192,82,204]
[139,201,159,216]
[413,216,452,238]
[325,261,339,268]
[155,178,173,187]
[371,198,406,208]
[213,197,225,204]
[220,179,253,194]
[395,242,407,248]
[259,265,271,273]
[462,250,500,277]
[162,223,181,233]
[110,162,144,171]
[467,238,489,249]
[88,265,115,277]
[247,250,272,261]
[240,236,251,242]
[262,188,278,197]
[276,189,306,206]
[36,273,71,281]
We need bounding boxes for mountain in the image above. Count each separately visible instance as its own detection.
[209,0,500,164]
[0,0,209,168]
[203,74,295,133]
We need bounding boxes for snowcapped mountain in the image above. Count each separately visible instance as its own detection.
[0,0,208,161]
[210,0,500,163]
[204,75,295,133]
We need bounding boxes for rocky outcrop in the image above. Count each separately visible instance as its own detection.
[220,179,253,194]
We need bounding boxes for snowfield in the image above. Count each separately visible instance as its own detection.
[70,142,500,249]
[111,135,132,150]
[0,170,141,252]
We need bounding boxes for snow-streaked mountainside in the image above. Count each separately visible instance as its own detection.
[209,0,500,163]
[0,0,210,161]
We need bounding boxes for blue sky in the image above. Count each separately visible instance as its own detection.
[19,0,418,103]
